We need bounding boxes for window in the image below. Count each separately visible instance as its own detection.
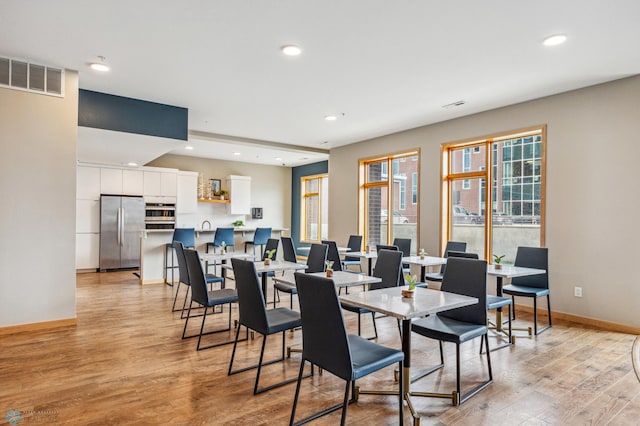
[399,176,406,210]
[359,150,419,252]
[300,174,328,242]
[412,172,417,204]
[441,127,545,262]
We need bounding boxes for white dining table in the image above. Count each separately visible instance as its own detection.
[200,251,256,277]
[401,256,447,282]
[343,251,378,275]
[222,260,308,297]
[273,270,381,290]
[339,286,478,423]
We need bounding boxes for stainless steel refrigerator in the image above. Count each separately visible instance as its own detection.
[99,195,145,271]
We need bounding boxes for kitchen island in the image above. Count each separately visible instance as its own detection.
[139,227,289,284]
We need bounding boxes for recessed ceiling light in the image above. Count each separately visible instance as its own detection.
[281,45,302,56]
[324,115,337,121]
[542,34,567,46]
[184,145,194,150]
[275,157,283,161]
[127,162,138,167]
[90,55,110,72]
[233,152,241,156]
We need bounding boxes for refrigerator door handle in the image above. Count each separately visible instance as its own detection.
[120,207,125,247]
[117,207,122,246]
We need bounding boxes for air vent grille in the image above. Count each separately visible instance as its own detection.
[0,56,64,97]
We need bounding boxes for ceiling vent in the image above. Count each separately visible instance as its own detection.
[0,56,64,97]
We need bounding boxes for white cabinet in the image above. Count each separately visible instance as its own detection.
[143,171,162,196]
[226,175,251,215]
[144,170,177,197]
[123,170,144,195]
[76,199,100,233]
[76,233,100,270]
[77,166,101,200]
[100,168,123,195]
[161,172,177,197]
[177,171,198,214]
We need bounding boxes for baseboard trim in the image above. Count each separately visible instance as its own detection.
[0,318,77,336]
[514,304,640,335]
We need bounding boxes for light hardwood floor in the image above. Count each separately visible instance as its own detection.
[1,271,639,425]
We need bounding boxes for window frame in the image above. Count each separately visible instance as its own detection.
[440,126,546,258]
[300,173,329,243]
[358,149,420,249]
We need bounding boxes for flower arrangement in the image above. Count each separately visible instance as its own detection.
[220,241,227,254]
[232,220,245,227]
[493,254,506,269]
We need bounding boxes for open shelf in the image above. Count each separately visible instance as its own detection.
[198,198,230,204]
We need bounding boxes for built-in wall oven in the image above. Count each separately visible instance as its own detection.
[145,203,176,229]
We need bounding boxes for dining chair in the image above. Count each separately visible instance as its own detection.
[290,272,404,426]
[321,240,343,272]
[244,227,272,257]
[204,227,235,274]
[423,241,467,283]
[206,227,235,253]
[376,244,398,252]
[341,235,363,272]
[172,242,224,316]
[273,243,328,309]
[228,258,311,394]
[502,246,551,335]
[181,248,244,350]
[410,257,493,405]
[281,237,298,263]
[447,251,513,352]
[392,237,412,274]
[165,228,196,286]
[340,249,403,339]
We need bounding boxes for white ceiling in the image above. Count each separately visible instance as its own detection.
[2,1,639,167]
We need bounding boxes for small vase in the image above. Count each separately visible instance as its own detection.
[420,255,425,260]
[264,258,271,265]
[326,269,333,277]
[221,249,226,255]
[401,289,415,298]
[495,264,502,270]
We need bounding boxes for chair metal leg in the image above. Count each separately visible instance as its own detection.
[171,281,183,311]
[289,360,305,426]
[340,380,350,426]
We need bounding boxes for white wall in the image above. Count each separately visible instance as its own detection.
[329,75,640,329]
[0,71,78,327]
[147,154,291,231]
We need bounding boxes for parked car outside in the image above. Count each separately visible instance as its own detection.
[380,209,410,224]
[453,205,482,224]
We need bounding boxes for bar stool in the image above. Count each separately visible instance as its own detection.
[165,228,196,286]
[243,227,271,258]
[205,227,236,274]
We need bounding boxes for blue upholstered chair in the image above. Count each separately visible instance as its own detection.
[206,227,235,252]
[341,235,363,272]
[423,241,467,283]
[411,257,493,406]
[181,248,242,350]
[340,250,403,339]
[172,242,224,316]
[165,228,196,286]
[244,227,272,257]
[502,246,551,336]
[228,258,310,395]
[321,240,343,272]
[273,243,327,309]
[446,251,513,352]
[290,272,404,425]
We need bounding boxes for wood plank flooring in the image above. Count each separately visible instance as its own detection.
[1,271,639,425]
